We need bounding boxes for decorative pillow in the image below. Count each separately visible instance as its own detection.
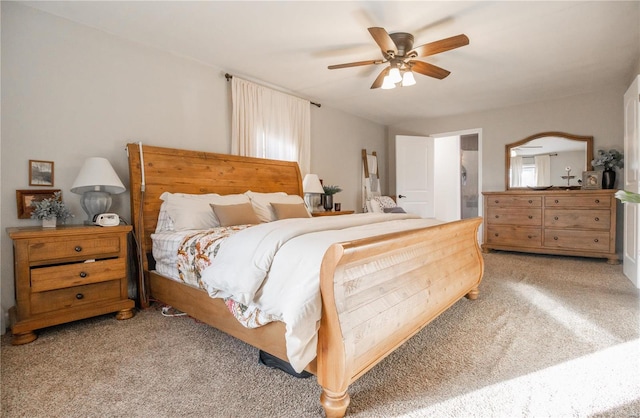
[161,192,221,231]
[373,196,397,210]
[383,207,406,213]
[210,202,260,227]
[154,202,175,232]
[245,191,305,222]
[271,203,312,220]
[161,192,250,230]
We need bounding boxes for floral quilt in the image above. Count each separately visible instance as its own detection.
[176,225,278,328]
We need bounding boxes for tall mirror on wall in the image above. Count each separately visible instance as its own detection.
[505,132,593,190]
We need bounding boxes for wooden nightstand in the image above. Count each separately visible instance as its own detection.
[311,210,355,217]
[7,225,135,345]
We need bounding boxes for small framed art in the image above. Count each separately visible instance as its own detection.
[16,189,60,219]
[29,160,54,186]
[581,171,602,190]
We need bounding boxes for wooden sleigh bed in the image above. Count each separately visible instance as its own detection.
[126,143,484,417]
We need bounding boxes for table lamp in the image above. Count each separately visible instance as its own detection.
[302,174,324,212]
[71,157,126,224]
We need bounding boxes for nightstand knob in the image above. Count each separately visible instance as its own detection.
[594,217,600,222]
[74,246,82,252]
[75,293,84,300]
[79,272,87,278]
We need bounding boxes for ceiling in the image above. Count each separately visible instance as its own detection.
[23,1,640,126]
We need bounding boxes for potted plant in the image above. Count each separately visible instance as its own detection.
[31,191,74,227]
[591,149,623,189]
[322,185,342,211]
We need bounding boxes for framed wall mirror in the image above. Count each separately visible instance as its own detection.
[506,132,593,190]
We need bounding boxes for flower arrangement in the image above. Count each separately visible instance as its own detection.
[616,190,640,204]
[30,191,74,223]
[322,185,342,195]
[591,149,623,171]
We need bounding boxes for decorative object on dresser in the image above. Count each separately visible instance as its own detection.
[71,157,126,224]
[591,148,623,189]
[321,184,342,211]
[302,173,325,212]
[7,225,135,345]
[506,132,593,190]
[16,189,59,220]
[28,190,74,227]
[582,171,602,190]
[482,190,618,264]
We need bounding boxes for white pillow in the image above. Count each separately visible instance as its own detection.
[245,191,306,222]
[155,202,175,232]
[368,196,396,213]
[161,192,250,230]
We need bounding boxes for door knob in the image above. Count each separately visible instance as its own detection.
[398,194,406,199]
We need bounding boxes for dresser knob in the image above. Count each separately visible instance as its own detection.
[554,236,559,240]
[595,199,600,204]
[495,215,499,218]
[594,217,600,222]
[528,200,533,204]
[494,233,499,237]
[554,199,559,204]
[74,246,82,252]
[527,235,533,239]
[554,216,559,220]
[79,272,87,278]
[494,200,499,204]
[594,239,599,243]
[528,215,533,219]
[75,293,84,300]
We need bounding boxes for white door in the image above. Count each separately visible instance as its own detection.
[395,135,434,217]
[623,75,640,287]
[395,135,461,220]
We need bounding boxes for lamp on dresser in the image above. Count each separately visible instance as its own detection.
[71,157,126,224]
[302,174,324,212]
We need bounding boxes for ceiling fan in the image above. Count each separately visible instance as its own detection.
[328,27,469,89]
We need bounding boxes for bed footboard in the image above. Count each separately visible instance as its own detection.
[317,217,484,417]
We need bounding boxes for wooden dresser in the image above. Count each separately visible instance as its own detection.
[482,189,618,263]
[7,225,135,345]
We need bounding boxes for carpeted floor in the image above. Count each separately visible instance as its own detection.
[2,252,639,417]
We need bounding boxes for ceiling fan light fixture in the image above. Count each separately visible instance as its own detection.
[402,71,416,87]
[388,66,402,84]
[381,75,396,89]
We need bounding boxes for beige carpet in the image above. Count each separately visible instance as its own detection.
[2,252,639,417]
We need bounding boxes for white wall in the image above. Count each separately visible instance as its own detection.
[0,3,386,332]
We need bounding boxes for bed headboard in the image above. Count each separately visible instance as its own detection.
[126,143,303,301]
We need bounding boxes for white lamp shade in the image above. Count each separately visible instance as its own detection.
[388,67,402,84]
[402,71,416,86]
[302,174,324,194]
[381,75,396,90]
[71,157,126,195]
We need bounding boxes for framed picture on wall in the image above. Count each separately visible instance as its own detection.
[16,189,60,219]
[581,171,602,190]
[29,160,54,186]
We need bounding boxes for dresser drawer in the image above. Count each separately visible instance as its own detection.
[544,209,610,230]
[30,280,121,315]
[487,195,542,207]
[485,226,542,247]
[28,234,121,264]
[544,230,611,252]
[545,195,611,208]
[31,258,126,292]
[486,208,541,225]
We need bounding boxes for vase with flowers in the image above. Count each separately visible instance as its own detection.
[322,185,342,211]
[591,149,623,189]
[30,191,74,227]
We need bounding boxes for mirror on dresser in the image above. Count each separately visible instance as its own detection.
[505,132,593,190]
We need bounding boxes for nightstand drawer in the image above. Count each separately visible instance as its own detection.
[28,234,121,264]
[30,280,121,315]
[31,258,126,292]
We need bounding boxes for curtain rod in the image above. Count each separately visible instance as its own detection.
[225,73,321,108]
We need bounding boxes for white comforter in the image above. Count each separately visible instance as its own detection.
[200,213,443,372]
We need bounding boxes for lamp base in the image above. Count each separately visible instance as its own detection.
[81,190,112,224]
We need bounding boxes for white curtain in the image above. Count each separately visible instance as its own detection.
[511,156,524,187]
[231,77,311,175]
[534,155,551,186]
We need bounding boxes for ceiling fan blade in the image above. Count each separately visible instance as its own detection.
[370,67,390,89]
[368,27,397,57]
[328,59,383,70]
[410,60,451,79]
[407,34,469,58]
